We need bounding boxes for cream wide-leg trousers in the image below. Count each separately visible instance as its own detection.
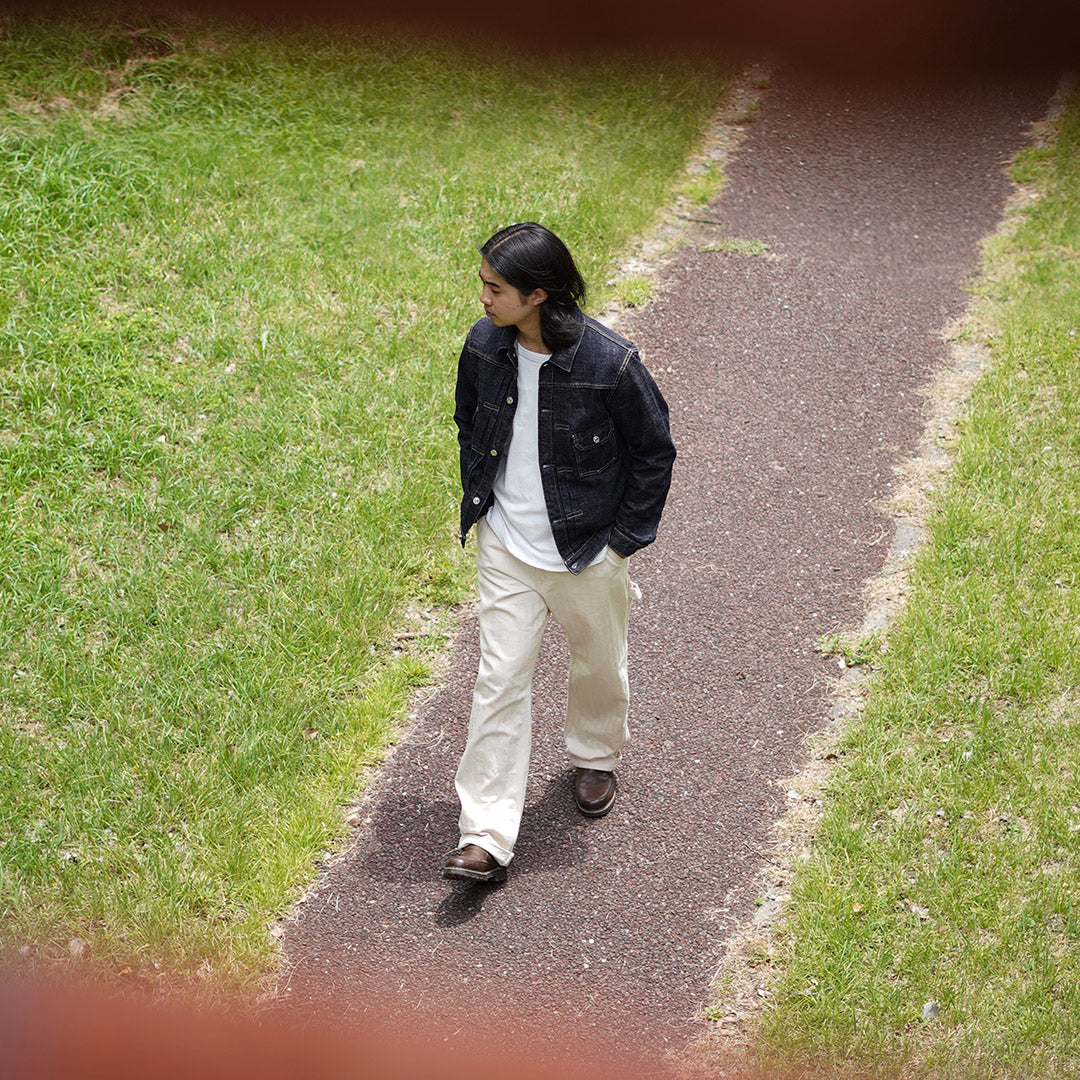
[455,518,634,866]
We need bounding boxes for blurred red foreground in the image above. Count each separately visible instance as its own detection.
[0,978,781,1080]
[1,979,579,1080]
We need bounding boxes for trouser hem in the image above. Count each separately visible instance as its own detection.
[569,756,621,772]
[458,834,513,867]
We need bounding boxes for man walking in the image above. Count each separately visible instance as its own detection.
[445,222,675,883]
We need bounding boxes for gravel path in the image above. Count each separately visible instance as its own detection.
[277,69,1055,1077]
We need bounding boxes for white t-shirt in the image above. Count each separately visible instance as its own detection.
[486,342,568,571]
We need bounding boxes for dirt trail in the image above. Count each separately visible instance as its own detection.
[277,69,1056,1078]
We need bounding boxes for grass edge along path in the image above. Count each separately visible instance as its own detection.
[739,86,1080,1080]
[0,13,732,1001]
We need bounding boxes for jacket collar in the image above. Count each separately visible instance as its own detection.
[492,323,581,373]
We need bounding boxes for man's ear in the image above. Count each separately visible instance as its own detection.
[529,287,548,307]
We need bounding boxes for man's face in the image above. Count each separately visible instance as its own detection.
[479,258,544,331]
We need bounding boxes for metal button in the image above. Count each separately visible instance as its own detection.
[490,449,498,457]
[506,396,514,404]
[593,435,600,443]
[472,496,481,504]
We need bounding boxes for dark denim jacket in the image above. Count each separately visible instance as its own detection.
[454,314,675,574]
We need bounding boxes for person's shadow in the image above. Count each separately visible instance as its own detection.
[434,769,587,927]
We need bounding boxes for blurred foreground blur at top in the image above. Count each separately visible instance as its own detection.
[303,0,1080,74]
[8,0,1080,72]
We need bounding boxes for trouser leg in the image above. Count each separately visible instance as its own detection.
[546,549,632,771]
[455,521,547,866]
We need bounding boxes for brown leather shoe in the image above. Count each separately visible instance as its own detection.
[443,844,507,883]
[574,768,617,817]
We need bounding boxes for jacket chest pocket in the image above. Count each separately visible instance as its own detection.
[571,419,617,477]
[470,400,505,453]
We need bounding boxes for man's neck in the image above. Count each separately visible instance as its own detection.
[516,333,549,356]
[513,307,548,355]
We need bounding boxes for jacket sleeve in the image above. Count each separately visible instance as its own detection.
[452,338,477,491]
[607,351,676,557]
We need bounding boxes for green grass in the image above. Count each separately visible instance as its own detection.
[0,13,730,995]
[751,92,1080,1079]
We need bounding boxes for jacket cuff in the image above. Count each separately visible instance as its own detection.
[609,526,647,558]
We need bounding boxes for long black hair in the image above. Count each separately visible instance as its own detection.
[480,222,586,351]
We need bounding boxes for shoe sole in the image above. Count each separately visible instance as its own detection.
[442,864,507,883]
